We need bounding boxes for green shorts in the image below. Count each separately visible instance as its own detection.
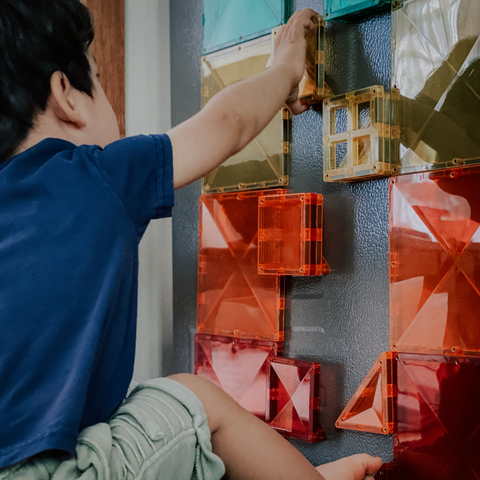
[0,378,225,480]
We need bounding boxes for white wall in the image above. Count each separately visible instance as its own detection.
[125,0,173,381]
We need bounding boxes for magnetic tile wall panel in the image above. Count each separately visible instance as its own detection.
[394,353,480,480]
[258,193,327,276]
[202,0,291,54]
[336,352,395,435]
[272,15,328,105]
[389,167,480,355]
[325,0,393,21]
[266,357,326,442]
[173,0,401,464]
[201,36,290,194]
[323,86,400,182]
[194,334,281,419]
[198,191,286,341]
[392,0,480,173]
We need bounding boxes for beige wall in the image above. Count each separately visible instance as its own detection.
[125,0,173,382]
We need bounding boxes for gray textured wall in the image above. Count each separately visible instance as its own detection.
[170,0,393,465]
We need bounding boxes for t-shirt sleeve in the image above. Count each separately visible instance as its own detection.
[89,134,174,236]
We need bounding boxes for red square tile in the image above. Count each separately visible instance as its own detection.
[194,334,281,420]
[373,463,394,479]
[198,191,286,341]
[395,353,480,480]
[390,167,480,355]
[266,357,326,442]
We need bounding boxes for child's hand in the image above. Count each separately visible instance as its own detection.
[315,454,383,480]
[273,8,319,115]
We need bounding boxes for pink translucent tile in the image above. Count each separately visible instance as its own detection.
[394,353,480,480]
[266,357,326,443]
[194,334,281,420]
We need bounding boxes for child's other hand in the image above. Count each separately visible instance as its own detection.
[273,8,319,115]
[315,454,383,480]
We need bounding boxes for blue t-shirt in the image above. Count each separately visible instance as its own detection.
[0,134,174,469]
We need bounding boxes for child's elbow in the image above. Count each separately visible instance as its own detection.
[225,108,258,155]
[208,98,255,157]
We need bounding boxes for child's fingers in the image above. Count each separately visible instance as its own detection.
[349,454,382,475]
[364,455,383,474]
[274,9,319,53]
[338,454,383,480]
[315,454,383,480]
[287,98,309,116]
[288,8,319,31]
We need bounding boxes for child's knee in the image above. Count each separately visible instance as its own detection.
[168,373,240,434]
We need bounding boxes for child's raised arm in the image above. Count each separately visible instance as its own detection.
[167,8,318,190]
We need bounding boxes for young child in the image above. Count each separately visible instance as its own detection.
[0,1,382,479]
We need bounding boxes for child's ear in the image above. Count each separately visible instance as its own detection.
[49,71,87,128]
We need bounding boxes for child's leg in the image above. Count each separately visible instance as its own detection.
[170,374,382,480]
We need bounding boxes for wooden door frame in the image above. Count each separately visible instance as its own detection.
[83,0,125,137]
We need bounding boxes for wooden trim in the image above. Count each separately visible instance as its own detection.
[83,0,126,137]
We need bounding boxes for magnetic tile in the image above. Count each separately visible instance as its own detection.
[272,15,329,105]
[258,193,330,276]
[324,0,393,22]
[394,353,480,480]
[194,334,281,420]
[198,190,286,341]
[323,86,400,182]
[390,167,480,356]
[336,352,395,435]
[201,36,290,194]
[392,0,480,174]
[202,0,291,54]
[266,357,326,442]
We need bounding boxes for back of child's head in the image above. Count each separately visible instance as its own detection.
[0,0,95,162]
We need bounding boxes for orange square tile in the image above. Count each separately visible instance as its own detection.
[390,167,480,355]
[258,193,328,276]
[198,190,286,341]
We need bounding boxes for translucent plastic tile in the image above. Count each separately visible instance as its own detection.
[392,0,480,174]
[272,15,329,104]
[336,352,395,435]
[394,353,480,480]
[258,193,330,276]
[325,0,393,22]
[323,86,400,182]
[194,334,281,420]
[266,357,326,442]
[373,463,394,479]
[202,0,291,55]
[390,167,480,356]
[201,36,290,194]
[198,190,286,341]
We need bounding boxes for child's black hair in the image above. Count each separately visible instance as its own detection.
[0,0,95,162]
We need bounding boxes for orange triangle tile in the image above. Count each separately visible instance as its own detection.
[336,352,396,435]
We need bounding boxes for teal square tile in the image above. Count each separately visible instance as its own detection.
[203,0,291,54]
[324,0,393,21]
